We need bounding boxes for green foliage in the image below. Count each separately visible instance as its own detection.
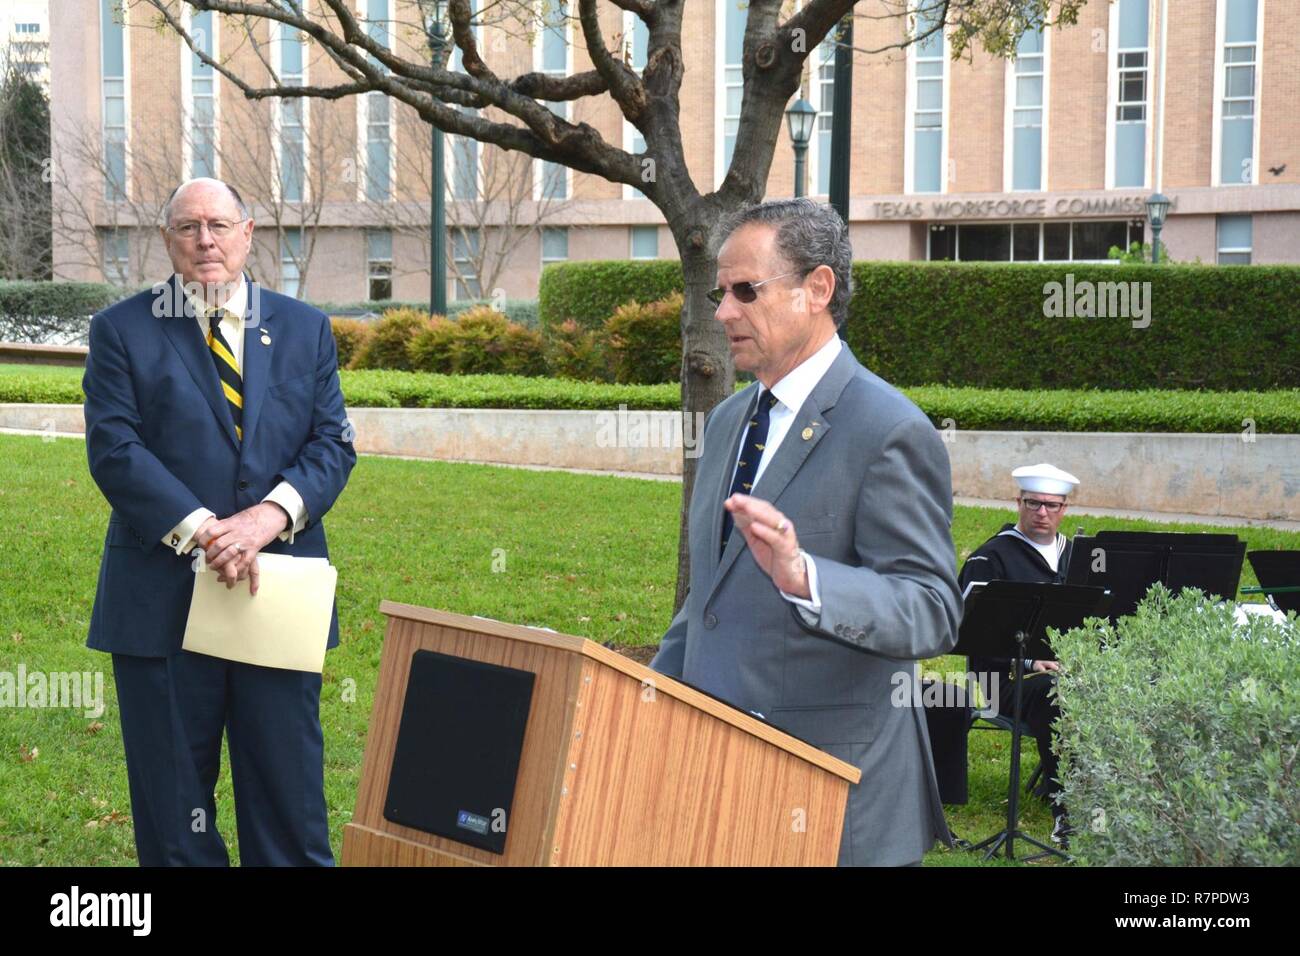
[329,318,374,370]
[0,63,52,281]
[845,262,1300,390]
[604,292,683,384]
[1053,585,1300,865]
[538,259,684,330]
[315,297,540,328]
[544,319,609,382]
[5,363,1300,431]
[0,281,121,343]
[338,369,678,410]
[1108,242,1169,265]
[407,306,548,377]
[348,307,433,371]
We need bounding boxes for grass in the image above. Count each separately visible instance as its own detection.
[1,432,1296,866]
[4,363,1300,432]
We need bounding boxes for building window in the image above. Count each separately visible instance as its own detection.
[452,229,481,300]
[276,21,307,202]
[367,230,393,300]
[1217,215,1252,264]
[910,6,945,193]
[280,230,302,298]
[541,226,568,266]
[17,23,41,34]
[1009,28,1044,191]
[100,0,126,201]
[100,229,129,285]
[928,220,1145,262]
[813,35,836,194]
[1112,0,1149,188]
[537,3,569,200]
[622,10,649,199]
[362,0,392,201]
[719,0,747,179]
[630,225,658,260]
[187,9,217,179]
[449,1,479,201]
[1219,0,1259,186]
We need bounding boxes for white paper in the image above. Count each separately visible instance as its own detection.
[182,552,337,673]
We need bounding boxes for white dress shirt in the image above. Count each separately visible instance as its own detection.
[161,276,308,556]
[728,333,843,613]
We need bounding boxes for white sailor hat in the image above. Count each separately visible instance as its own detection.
[1012,463,1079,496]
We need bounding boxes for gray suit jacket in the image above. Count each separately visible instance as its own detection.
[650,344,962,866]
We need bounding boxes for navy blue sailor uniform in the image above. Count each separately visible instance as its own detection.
[957,524,1073,816]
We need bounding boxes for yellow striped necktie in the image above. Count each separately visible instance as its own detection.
[205,307,243,441]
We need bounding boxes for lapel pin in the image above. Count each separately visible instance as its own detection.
[801,426,814,440]
[260,332,271,345]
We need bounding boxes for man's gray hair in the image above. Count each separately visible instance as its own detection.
[714,198,853,327]
[161,178,250,227]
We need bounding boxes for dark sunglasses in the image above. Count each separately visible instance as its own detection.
[707,270,806,307]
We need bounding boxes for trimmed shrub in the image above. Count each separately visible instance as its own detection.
[604,292,683,384]
[538,260,683,330]
[349,308,434,371]
[545,319,609,382]
[539,260,1300,390]
[1053,584,1300,865]
[846,262,1300,390]
[329,318,374,370]
[407,306,547,377]
[314,297,540,328]
[0,280,122,344]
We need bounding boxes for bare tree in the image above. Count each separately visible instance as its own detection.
[0,38,52,281]
[134,0,1088,608]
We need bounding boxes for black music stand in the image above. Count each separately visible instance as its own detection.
[1244,551,1300,615]
[1064,531,1245,623]
[956,580,1110,862]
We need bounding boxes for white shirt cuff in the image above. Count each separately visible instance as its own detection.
[779,552,822,613]
[263,481,308,544]
[164,507,215,555]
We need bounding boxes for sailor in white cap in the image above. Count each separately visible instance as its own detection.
[956,462,1081,846]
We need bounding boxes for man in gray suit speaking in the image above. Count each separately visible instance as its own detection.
[650,199,962,866]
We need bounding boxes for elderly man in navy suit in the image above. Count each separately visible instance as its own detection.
[82,178,355,865]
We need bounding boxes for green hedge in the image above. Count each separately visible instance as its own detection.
[1054,585,1299,865]
[5,363,1298,430]
[0,280,120,319]
[538,260,684,330]
[538,261,1300,390]
[847,262,1300,390]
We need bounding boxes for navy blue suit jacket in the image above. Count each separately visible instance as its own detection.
[83,274,356,658]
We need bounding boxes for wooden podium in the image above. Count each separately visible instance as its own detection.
[341,601,861,866]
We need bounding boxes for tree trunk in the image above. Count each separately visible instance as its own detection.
[672,225,735,614]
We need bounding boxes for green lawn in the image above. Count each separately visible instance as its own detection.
[1,432,1296,866]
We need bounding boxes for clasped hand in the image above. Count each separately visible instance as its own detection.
[194,503,289,594]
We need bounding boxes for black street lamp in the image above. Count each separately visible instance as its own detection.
[426,1,449,314]
[785,97,816,198]
[1145,192,1171,264]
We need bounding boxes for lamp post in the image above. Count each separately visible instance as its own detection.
[785,97,816,198]
[1145,192,1171,264]
[427,1,449,314]
[827,15,853,223]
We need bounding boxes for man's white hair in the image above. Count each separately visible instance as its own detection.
[162,177,250,227]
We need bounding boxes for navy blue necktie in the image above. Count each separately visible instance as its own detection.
[721,387,777,555]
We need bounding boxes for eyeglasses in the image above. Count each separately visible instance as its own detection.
[706,270,805,307]
[1019,497,1066,513]
[167,218,248,240]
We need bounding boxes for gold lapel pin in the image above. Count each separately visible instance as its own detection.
[801,426,814,440]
